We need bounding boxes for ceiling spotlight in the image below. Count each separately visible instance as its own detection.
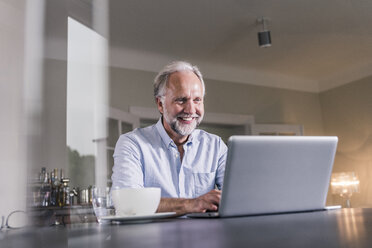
[257,17,271,48]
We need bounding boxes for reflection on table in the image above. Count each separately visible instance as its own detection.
[1,208,372,248]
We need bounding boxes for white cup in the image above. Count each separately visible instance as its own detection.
[111,187,161,216]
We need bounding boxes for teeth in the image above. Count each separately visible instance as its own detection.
[181,117,193,121]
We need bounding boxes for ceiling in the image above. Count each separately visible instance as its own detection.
[108,0,372,92]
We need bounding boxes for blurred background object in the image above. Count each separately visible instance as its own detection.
[331,172,360,208]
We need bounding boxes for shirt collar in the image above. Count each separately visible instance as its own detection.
[155,118,175,148]
[155,117,198,148]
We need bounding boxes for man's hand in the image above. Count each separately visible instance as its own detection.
[157,189,222,214]
[186,189,221,213]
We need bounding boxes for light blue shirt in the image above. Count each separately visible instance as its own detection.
[111,118,227,198]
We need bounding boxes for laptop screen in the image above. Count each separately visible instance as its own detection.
[219,136,338,217]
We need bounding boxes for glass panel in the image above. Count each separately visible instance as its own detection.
[107,149,114,186]
[67,17,109,189]
[68,146,95,189]
[121,121,134,134]
[198,123,246,144]
[140,119,158,128]
[259,132,277,136]
[108,118,119,148]
[278,132,297,136]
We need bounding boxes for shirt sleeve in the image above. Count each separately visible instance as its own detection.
[111,134,144,189]
[215,137,228,190]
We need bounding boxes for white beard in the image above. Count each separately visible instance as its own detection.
[163,105,203,136]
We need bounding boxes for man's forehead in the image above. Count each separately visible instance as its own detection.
[167,71,202,90]
[168,70,200,82]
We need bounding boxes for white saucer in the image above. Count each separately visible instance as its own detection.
[100,212,177,222]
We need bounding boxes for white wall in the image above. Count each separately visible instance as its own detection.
[0,0,27,218]
[321,76,372,207]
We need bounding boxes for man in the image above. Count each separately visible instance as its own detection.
[111,61,227,214]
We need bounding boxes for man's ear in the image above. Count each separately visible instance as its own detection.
[156,97,164,114]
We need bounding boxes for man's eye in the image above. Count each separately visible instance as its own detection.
[175,99,186,103]
[194,98,202,103]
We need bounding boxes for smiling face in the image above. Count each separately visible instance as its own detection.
[156,70,204,143]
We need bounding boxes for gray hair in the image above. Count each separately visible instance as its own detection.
[153,61,205,100]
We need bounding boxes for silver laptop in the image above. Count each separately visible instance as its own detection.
[188,135,338,218]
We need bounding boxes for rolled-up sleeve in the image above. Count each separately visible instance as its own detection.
[111,134,144,189]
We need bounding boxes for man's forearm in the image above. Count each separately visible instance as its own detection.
[157,198,193,214]
[156,190,221,214]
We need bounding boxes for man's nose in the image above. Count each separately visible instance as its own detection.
[184,101,196,114]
